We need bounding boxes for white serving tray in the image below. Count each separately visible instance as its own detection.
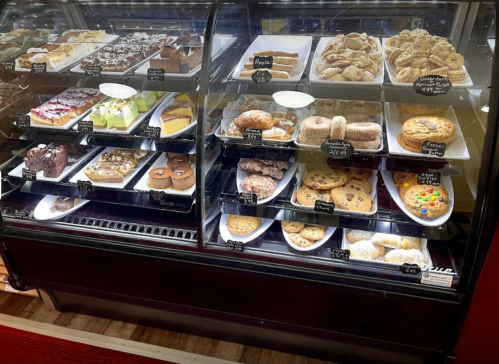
[15,34,120,73]
[33,195,90,221]
[8,144,99,183]
[236,159,298,205]
[148,92,197,139]
[219,213,274,244]
[135,35,236,78]
[290,164,378,216]
[232,35,312,82]
[310,36,384,85]
[342,229,433,270]
[380,170,454,227]
[73,92,168,135]
[133,153,195,196]
[282,226,336,252]
[381,38,473,87]
[69,147,156,189]
[385,102,470,160]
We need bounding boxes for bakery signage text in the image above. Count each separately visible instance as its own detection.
[85,65,101,78]
[243,128,263,142]
[14,209,30,220]
[253,56,273,69]
[77,180,94,192]
[149,190,168,203]
[21,168,36,181]
[421,140,446,157]
[0,61,15,72]
[143,126,161,139]
[78,119,94,133]
[226,240,244,252]
[16,113,30,127]
[315,200,335,214]
[413,75,452,96]
[417,172,441,186]
[330,248,350,261]
[321,139,355,159]
[399,263,422,275]
[147,68,165,81]
[251,70,272,84]
[31,62,47,74]
[238,192,257,205]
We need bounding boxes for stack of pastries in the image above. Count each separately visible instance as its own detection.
[240,50,300,79]
[226,109,296,140]
[281,221,328,248]
[238,159,289,200]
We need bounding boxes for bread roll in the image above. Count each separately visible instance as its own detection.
[349,240,385,260]
[239,68,291,79]
[372,233,411,250]
[249,56,298,65]
[243,62,294,72]
[346,230,372,243]
[384,249,425,265]
[253,50,299,58]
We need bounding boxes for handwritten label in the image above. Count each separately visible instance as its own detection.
[77,180,94,192]
[314,200,335,214]
[31,62,47,74]
[226,240,244,252]
[251,70,272,84]
[421,271,453,287]
[413,75,452,96]
[150,190,167,202]
[15,113,30,127]
[421,140,446,157]
[78,119,93,133]
[243,128,263,142]
[399,263,422,275]
[1,60,15,72]
[417,172,441,186]
[21,168,36,181]
[331,248,350,261]
[253,56,273,69]
[143,126,161,139]
[321,139,354,159]
[147,68,165,81]
[85,65,101,78]
[14,209,29,220]
[238,192,257,205]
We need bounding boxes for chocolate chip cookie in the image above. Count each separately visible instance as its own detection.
[227,215,262,235]
[289,233,314,247]
[330,185,372,212]
[303,169,347,190]
[281,221,305,233]
[300,226,325,240]
[296,185,334,206]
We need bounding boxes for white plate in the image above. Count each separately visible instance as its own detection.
[380,170,454,227]
[148,92,197,139]
[381,38,473,87]
[33,195,90,221]
[272,91,315,109]
[100,83,137,99]
[69,147,156,189]
[236,159,298,205]
[290,164,378,216]
[310,36,384,85]
[15,34,120,73]
[134,35,236,78]
[488,38,495,54]
[232,35,312,82]
[385,102,470,160]
[74,92,168,135]
[133,153,195,196]
[8,145,99,182]
[282,226,336,252]
[219,213,274,244]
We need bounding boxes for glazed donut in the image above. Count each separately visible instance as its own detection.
[345,122,382,141]
[428,55,447,68]
[446,53,464,70]
[330,116,347,139]
[395,52,413,67]
[299,116,332,139]
[345,136,381,150]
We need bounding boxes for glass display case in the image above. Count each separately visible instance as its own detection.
[0,1,498,363]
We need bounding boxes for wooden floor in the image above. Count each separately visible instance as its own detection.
[0,291,336,364]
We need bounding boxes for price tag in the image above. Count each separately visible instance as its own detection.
[243,128,263,142]
[314,200,335,214]
[1,60,15,72]
[147,68,165,81]
[251,70,272,84]
[253,56,273,69]
[77,180,94,192]
[226,240,244,252]
[413,75,452,96]
[21,168,36,181]
[150,190,167,203]
[421,271,453,287]
[78,120,94,133]
[399,263,422,275]
[31,62,47,74]
[85,65,101,78]
[15,113,30,127]
[330,248,350,261]
[238,192,257,205]
[321,139,354,159]
[421,140,446,157]
[143,126,161,139]
[14,209,29,220]
[417,172,441,186]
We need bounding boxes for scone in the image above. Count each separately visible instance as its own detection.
[227,215,261,235]
[288,233,314,247]
[346,230,372,243]
[281,221,305,233]
[303,169,347,189]
[300,226,325,241]
[296,185,334,206]
[331,185,372,212]
[403,184,449,218]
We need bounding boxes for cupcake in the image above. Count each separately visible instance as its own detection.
[147,167,172,189]
[171,167,195,190]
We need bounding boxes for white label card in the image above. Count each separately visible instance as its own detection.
[421,272,453,288]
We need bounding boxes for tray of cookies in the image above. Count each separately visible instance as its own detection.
[385,102,470,160]
[380,171,454,227]
[291,165,378,216]
[231,35,312,82]
[310,33,384,85]
[237,159,298,205]
[281,221,336,252]
[219,214,274,244]
[294,99,384,153]
[341,229,433,271]
[382,29,473,87]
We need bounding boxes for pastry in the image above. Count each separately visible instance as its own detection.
[296,185,334,206]
[288,233,314,248]
[167,152,188,160]
[314,99,345,117]
[400,103,448,116]
[344,137,380,150]
[262,127,292,140]
[244,62,294,72]
[24,144,50,172]
[271,111,298,124]
[171,167,195,190]
[349,240,385,260]
[253,50,299,57]
[300,226,325,241]
[227,215,261,236]
[346,230,372,243]
[84,164,125,183]
[239,174,277,199]
[303,169,347,189]
[330,185,372,212]
[148,167,172,189]
[274,118,295,134]
[162,103,193,119]
[345,114,373,124]
[167,156,190,170]
[238,159,287,179]
[99,151,137,167]
[174,93,196,113]
[384,249,425,265]
[234,110,275,130]
[161,114,191,135]
[299,116,332,139]
[106,99,139,130]
[239,68,291,79]
[281,221,305,233]
[330,116,347,139]
[371,233,411,249]
[403,184,449,218]
[344,122,382,141]
[343,101,380,117]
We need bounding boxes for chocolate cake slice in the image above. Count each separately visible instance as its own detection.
[50,197,76,212]
[42,148,68,178]
[24,144,50,172]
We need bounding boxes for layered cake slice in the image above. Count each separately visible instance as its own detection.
[174,93,196,113]
[107,99,139,130]
[42,148,69,178]
[24,144,50,172]
[132,91,157,112]
[162,103,193,119]
[84,164,125,183]
[89,99,113,128]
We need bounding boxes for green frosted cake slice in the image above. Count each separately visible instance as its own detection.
[108,99,139,130]
[132,91,157,113]
[89,99,113,128]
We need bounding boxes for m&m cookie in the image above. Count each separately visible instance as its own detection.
[394,172,418,198]
[403,184,449,218]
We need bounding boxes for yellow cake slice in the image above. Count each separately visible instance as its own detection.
[174,93,196,113]
[161,114,191,135]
